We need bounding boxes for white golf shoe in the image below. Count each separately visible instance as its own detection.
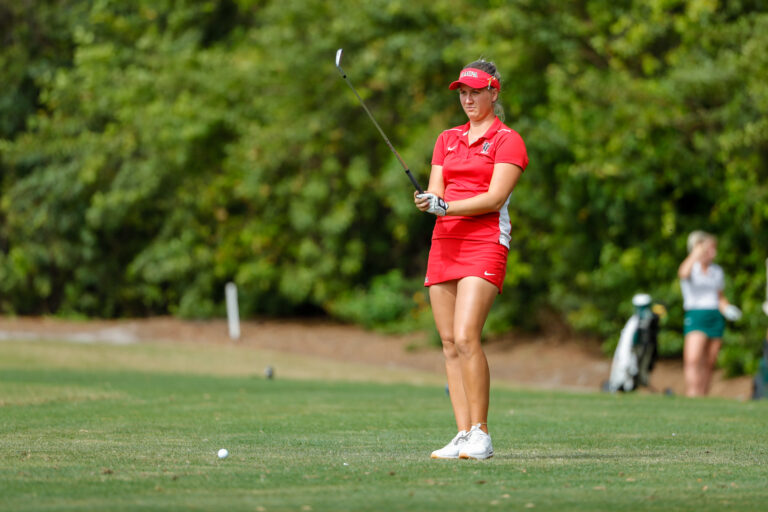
[430,430,468,459]
[458,424,494,460]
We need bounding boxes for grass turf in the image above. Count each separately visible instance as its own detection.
[1,339,767,511]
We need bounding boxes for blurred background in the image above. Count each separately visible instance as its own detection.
[1,0,766,377]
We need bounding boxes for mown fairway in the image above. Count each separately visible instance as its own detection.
[2,339,767,512]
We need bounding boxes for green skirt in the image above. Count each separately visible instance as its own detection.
[684,309,725,339]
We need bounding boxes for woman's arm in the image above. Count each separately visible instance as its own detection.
[678,245,704,280]
[719,290,743,320]
[426,164,445,197]
[718,290,730,312]
[443,163,523,216]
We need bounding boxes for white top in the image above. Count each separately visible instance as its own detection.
[680,261,724,310]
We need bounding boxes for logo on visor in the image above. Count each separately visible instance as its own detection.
[460,70,479,78]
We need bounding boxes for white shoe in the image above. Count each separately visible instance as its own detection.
[430,430,468,459]
[459,424,493,460]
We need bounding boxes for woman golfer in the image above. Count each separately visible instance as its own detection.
[678,230,741,397]
[415,60,528,459]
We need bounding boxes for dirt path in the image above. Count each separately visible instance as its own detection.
[0,316,754,400]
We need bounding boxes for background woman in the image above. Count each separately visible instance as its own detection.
[415,60,528,459]
[678,230,741,397]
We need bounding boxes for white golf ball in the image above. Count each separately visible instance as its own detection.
[217,448,229,459]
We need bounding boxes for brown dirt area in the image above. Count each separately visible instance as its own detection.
[0,316,754,400]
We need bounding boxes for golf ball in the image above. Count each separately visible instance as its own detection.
[217,448,229,459]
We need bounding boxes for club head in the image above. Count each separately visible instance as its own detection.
[335,48,347,78]
[762,301,768,317]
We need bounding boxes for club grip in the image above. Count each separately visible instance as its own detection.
[405,169,424,194]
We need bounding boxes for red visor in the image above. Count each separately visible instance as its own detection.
[448,68,500,91]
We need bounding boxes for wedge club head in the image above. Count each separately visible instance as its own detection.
[335,48,346,78]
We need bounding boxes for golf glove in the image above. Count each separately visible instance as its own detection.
[723,304,742,322]
[417,193,448,217]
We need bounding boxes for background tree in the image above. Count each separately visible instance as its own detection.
[1,0,766,374]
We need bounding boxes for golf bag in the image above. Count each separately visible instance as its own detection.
[752,339,768,400]
[606,294,660,392]
[755,259,768,399]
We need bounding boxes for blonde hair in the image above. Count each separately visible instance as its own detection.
[687,230,716,253]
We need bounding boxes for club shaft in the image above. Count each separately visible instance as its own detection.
[338,72,424,193]
[341,77,406,168]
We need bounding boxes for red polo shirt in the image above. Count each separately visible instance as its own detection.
[430,117,528,248]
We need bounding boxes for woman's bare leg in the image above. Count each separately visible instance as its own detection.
[684,331,709,397]
[452,277,499,433]
[429,281,471,432]
[703,338,722,395]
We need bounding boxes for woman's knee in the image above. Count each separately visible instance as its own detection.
[441,338,459,359]
[453,332,482,358]
[684,358,702,373]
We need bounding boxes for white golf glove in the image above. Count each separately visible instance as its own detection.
[722,304,742,322]
[416,193,448,217]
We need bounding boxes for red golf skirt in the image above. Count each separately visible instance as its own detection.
[425,238,508,293]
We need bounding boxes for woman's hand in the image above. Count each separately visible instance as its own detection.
[415,192,448,216]
[679,242,707,279]
[721,304,742,321]
[414,190,430,211]
[690,242,707,262]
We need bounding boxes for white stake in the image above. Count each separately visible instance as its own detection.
[763,258,768,317]
[225,282,241,340]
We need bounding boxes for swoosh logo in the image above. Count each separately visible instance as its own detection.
[484,271,495,276]
[447,145,457,152]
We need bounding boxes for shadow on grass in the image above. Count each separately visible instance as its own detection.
[495,451,652,460]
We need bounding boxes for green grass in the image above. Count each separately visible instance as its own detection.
[1,340,768,511]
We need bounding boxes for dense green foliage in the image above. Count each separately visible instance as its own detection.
[2,339,768,511]
[1,1,767,368]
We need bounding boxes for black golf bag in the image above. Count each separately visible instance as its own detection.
[752,339,768,400]
[606,294,660,392]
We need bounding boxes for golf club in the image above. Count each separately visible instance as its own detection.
[335,49,424,193]
[763,257,768,316]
